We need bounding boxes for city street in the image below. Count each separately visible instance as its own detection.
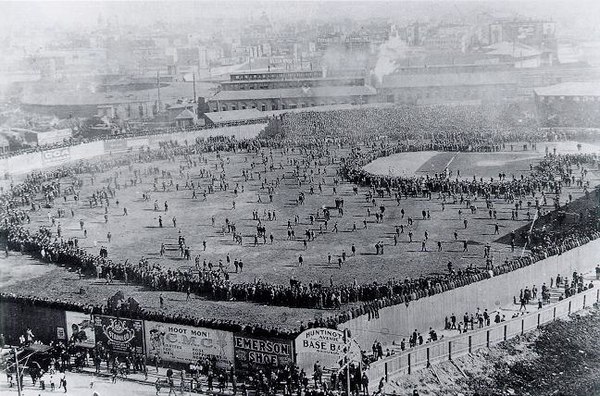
[0,371,170,396]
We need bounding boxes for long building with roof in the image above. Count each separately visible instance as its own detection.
[535,82,600,128]
[206,70,378,112]
[379,65,518,105]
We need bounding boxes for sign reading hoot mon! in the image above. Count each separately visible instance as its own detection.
[144,321,234,367]
[295,328,361,373]
[94,315,145,355]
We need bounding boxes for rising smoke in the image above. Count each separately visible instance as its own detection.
[372,36,409,87]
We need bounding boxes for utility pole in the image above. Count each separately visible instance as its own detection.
[156,70,162,113]
[13,347,21,396]
[344,329,351,396]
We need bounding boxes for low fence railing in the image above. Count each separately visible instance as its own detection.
[367,286,599,386]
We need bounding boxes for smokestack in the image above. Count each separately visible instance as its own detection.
[193,73,197,103]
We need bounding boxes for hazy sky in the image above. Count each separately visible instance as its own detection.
[0,1,598,33]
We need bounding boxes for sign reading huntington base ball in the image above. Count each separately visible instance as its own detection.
[295,328,362,373]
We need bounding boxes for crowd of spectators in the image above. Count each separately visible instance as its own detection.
[2,105,600,338]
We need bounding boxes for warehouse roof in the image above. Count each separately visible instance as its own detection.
[382,71,517,88]
[204,109,266,124]
[534,82,600,97]
[174,109,196,120]
[210,85,377,102]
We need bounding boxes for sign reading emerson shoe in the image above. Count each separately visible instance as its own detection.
[93,315,145,355]
[295,328,362,373]
[41,147,71,166]
[144,321,234,367]
[233,334,294,372]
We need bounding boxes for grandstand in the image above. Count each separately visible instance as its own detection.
[535,81,600,128]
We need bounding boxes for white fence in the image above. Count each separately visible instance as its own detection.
[366,286,599,388]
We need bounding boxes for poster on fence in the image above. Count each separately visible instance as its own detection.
[93,315,145,355]
[65,311,96,348]
[294,328,361,373]
[103,139,128,153]
[144,321,234,367]
[41,147,71,166]
[233,334,294,373]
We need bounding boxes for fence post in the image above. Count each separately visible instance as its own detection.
[553,306,556,321]
[568,300,572,314]
[583,294,586,308]
[468,335,472,353]
[426,347,430,367]
[503,324,507,341]
[521,318,524,335]
[486,329,490,348]
[597,289,599,302]
[537,313,541,328]
[448,341,452,361]
[407,353,411,375]
[385,362,389,382]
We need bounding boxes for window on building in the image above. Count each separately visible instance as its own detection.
[222,106,227,111]
[231,105,237,111]
[241,105,246,110]
[261,104,266,111]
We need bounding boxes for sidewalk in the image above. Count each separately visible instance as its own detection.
[79,364,242,395]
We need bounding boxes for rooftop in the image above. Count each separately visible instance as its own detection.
[534,82,600,97]
[204,109,266,124]
[210,85,377,102]
[484,42,543,58]
[20,82,217,106]
[174,109,196,120]
[382,71,517,88]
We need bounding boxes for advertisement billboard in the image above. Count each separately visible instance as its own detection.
[0,300,67,345]
[41,147,71,166]
[65,311,96,348]
[128,138,149,149]
[103,139,129,153]
[93,315,145,355]
[144,321,234,367]
[233,334,294,372]
[295,328,362,373]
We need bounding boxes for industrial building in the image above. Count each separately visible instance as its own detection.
[207,70,377,112]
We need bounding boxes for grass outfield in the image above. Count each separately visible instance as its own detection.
[1,140,599,328]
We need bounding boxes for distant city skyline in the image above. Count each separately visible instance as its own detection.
[0,0,598,34]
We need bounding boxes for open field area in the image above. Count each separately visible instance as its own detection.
[1,139,599,327]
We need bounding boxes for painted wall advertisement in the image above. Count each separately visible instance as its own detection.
[65,311,96,348]
[41,147,71,166]
[94,315,145,355]
[103,139,129,153]
[295,328,362,373]
[233,334,294,372]
[144,321,234,367]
